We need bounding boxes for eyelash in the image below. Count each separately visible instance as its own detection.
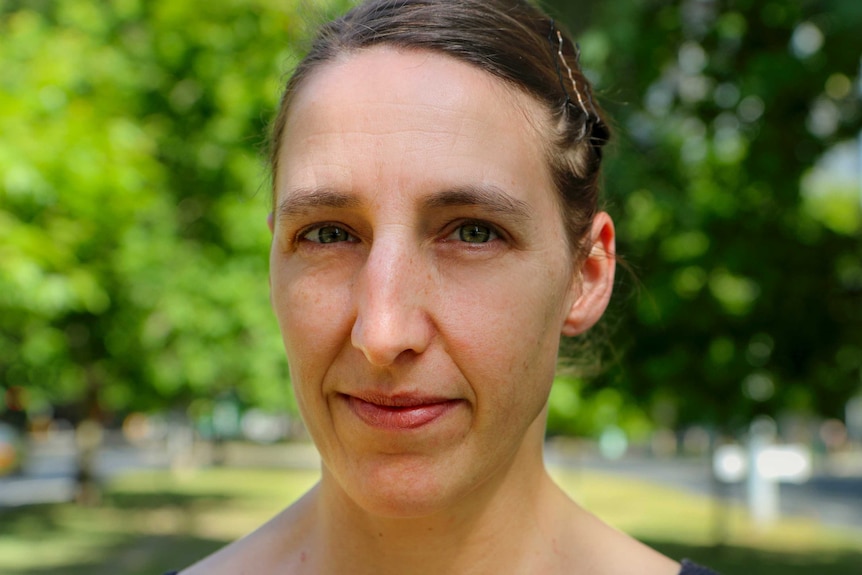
[297,223,359,245]
[444,220,501,244]
[294,219,504,246]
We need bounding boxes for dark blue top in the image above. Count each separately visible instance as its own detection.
[680,560,720,574]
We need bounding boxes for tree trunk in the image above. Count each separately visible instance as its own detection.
[74,418,103,505]
[74,375,103,506]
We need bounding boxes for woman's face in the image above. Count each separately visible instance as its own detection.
[270,47,611,516]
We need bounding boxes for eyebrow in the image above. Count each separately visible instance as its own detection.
[421,185,532,222]
[276,188,362,220]
[275,184,533,222]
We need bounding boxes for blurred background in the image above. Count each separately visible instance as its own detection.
[1,0,860,573]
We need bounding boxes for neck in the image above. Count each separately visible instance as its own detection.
[311,419,568,575]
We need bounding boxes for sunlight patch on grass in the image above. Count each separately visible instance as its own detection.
[0,505,130,570]
[551,468,862,554]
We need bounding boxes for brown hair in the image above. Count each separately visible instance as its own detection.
[269,0,610,253]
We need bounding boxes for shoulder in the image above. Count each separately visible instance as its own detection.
[177,489,316,575]
[555,496,680,575]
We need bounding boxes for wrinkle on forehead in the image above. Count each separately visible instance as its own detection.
[274,46,561,233]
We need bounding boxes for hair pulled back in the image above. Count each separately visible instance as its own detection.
[270,0,610,253]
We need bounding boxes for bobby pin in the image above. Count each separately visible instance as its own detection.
[555,29,590,122]
[549,20,601,141]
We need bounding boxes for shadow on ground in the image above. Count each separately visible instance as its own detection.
[7,533,225,575]
[105,490,233,511]
[0,488,236,575]
[0,490,232,537]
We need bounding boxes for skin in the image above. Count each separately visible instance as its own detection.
[181,47,680,575]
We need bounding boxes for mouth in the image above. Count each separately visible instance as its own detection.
[343,393,462,430]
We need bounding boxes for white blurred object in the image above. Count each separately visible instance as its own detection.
[241,410,289,443]
[713,418,813,528]
[598,425,628,460]
[747,417,778,527]
[847,394,862,442]
[713,444,747,483]
[748,417,812,528]
[756,445,812,483]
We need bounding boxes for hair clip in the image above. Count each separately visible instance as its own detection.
[549,20,600,140]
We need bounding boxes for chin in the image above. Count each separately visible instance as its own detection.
[337,454,473,519]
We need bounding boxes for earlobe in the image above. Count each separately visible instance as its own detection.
[561,212,616,337]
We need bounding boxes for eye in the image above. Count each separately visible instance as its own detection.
[302,224,356,244]
[453,222,498,243]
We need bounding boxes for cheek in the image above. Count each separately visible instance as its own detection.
[440,258,569,406]
[270,262,354,388]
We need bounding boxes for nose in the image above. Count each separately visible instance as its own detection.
[351,239,434,366]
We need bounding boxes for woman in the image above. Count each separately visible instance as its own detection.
[172,0,718,573]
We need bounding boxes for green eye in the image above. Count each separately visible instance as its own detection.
[306,225,353,244]
[458,223,494,243]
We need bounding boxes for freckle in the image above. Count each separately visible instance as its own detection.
[378,532,384,538]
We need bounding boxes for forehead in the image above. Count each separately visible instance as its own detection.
[287,45,547,131]
[276,47,555,209]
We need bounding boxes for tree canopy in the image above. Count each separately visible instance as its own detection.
[0,0,347,421]
[1,0,860,440]
[549,0,862,436]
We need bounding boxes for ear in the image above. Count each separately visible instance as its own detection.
[561,212,616,337]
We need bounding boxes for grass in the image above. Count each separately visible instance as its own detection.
[551,468,862,574]
[0,464,860,574]
[0,468,319,575]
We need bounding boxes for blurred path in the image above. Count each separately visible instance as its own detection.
[0,431,169,507]
[0,434,321,508]
[545,445,862,530]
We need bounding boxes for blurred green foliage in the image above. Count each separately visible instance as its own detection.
[548,0,862,435]
[1,0,860,438]
[0,0,354,419]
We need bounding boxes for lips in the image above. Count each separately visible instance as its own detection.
[344,393,461,430]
